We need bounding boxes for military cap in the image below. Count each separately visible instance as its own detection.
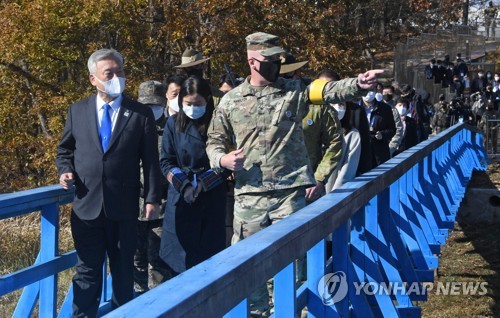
[279,52,308,74]
[245,32,285,57]
[174,47,210,68]
[138,80,166,106]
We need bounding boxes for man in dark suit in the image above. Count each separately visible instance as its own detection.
[56,48,162,317]
[358,91,396,167]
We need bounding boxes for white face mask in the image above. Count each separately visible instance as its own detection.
[375,92,383,102]
[495,76,500,81]
[183,105,206,119]
[396,106,408,116]
[96,76,125,97]
[150,105,165,121]
[332,104,346,120]
[168,96,180,112]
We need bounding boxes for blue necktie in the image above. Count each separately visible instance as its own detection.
[99,103,112,151]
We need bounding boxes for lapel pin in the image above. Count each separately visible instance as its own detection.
[124,110,130,117]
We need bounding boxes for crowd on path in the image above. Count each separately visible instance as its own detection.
[55,31,498,318]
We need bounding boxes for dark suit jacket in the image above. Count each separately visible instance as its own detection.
[367,101,396,166]
[398,116,418,153]
[350,103,374,176]
[56,94,162,221]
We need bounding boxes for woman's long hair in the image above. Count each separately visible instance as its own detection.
[176,76,214,135]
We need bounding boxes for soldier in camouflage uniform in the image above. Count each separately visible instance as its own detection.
[431,100,450,134]
[134,81,173,294]
[206,31,382,316]
[280,54,343,201]
[485,1,498,38]
[479,102,498,153]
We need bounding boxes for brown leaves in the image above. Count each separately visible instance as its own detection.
[0,0,462,192]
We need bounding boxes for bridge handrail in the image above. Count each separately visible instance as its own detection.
[107,123,487,317]
[0,123,487,317]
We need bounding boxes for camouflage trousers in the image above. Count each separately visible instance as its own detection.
[232,187,306,316]
[133,219,174,293]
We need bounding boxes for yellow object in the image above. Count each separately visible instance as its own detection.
[309,79,329,104]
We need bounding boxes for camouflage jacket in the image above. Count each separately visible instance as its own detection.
[302,105,343,184]
[206,76,363,195]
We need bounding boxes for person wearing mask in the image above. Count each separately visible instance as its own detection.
[486,70,494,85]
[326,101,361,191]
[159,76,228,273]
[399,84,430,142]
[300,67,343,202]
[165,75,186,116]
[493,75,500,110]
[393,98,418,156]
[494,73,500,84]
[471,70,488,94]
[382,85,403,157]
[454,53,468,81]
[434,94,446,113]
[425,59,436,80]
[134,80,173,295]
[443,62,455,88]
[432,100,451,134]
[206,32,382,316]
[450,74,465,98]
[55,49,162,316]
[360,91,397,166]
[382,85,395,107]
[350,94,375,175]
[434,60,445,84]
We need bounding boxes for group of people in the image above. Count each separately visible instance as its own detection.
[424,54,469,95]
[55,31,467,318]
[424,51,499,154]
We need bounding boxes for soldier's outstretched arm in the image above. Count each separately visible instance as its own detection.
[308,69,384,104]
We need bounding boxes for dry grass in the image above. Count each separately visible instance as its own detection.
[420,222,500,318]
[421,162,500,317]
[0,208,74,317]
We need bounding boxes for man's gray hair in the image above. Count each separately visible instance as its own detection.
[87,49,124,74]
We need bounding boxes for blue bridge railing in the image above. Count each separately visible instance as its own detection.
[0,123,487,317]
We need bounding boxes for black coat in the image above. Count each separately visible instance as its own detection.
[159,115,226,272]
[56,94,162,221]
[434,65,446,84]
[349,103,374,175]
[471,77,488,94]
[396,116,418,155]
[367,101,396,166]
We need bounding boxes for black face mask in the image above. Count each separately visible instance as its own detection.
[255,58,281,82]
[383,94,393,102]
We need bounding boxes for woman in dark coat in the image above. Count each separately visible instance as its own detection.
[159,76,227,273]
